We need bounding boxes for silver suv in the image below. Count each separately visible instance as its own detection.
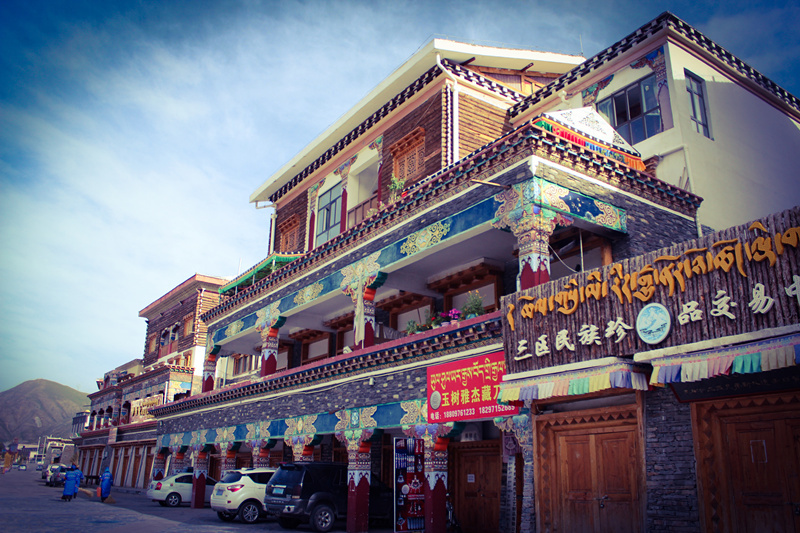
[210,467,276,523]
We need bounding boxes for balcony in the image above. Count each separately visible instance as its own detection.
[347,194,379,229]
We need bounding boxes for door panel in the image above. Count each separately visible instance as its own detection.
[555,427,640,533]
[725,418,800,532]
[450,441,501,533]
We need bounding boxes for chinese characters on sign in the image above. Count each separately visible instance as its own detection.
[427,351,519,422]
[503,216,800,370]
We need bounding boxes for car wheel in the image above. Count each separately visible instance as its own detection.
[278,517,300,529]
[217,511,236,522]
[311,504,335,532]
[238,501,261,524]
[165,492,182,507]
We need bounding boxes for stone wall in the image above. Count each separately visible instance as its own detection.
[644,386,701,532]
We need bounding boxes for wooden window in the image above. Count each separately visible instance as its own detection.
[182,314,194,337]
[147,334,157,354]
[392,128,426,184]
[278,216,301,252]
[316,183,343,245]
[597,74,661,145]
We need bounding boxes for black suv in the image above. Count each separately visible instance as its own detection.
[264,462,392,532]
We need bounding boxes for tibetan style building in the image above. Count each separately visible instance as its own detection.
[133,12,797,533]
[76,274,227,489]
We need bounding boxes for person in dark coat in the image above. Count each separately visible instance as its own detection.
[100,467,113,502]
[62,467,78,501]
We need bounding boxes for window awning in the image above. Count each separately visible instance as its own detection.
[635,333,800,386]
[498,357,649,404]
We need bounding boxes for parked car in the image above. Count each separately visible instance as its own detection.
[146,473,217,507]
[264,462,392,532]
[210,467,276,523]
[18,464,27,471]
[46,464,68,487]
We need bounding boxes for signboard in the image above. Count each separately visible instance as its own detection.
[427,351,518,422]
[394,438,425,532]
[501,208,800,373]
[130,396,163,424]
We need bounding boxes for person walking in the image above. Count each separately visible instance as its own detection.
[100,467,113,502]
[72,465,84,500]
[62,467,78,502]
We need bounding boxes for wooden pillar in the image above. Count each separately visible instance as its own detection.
[202,352,217,393]
[261,327,280,377]
[191,450,209,509]
[424,437,449,533]
[362,288,377,349]
[152,453,166,481]
[496,412,534,533]
[336,430,374,533]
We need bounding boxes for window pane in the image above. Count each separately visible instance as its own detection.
[644,111,662,138]
[597,99,613,126]
[642,76,658,111]
[617,123,631,144]
[630,117,646,145]
[627,86,643,119]
[614,92,628,124]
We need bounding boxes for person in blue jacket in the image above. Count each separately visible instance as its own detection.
[100,467,113,502]
[72,465,84,499]
[62,467,78,501]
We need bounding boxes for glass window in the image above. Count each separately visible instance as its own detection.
[597,74,662,144]
[685,70,711,138]
[315,182,343,245]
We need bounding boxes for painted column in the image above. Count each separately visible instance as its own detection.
[340,253,386,349]
[495,412,534,533]
[202,352,217,393]
[492,177,573,291]
[252,444,271,468]
[336,429,374,533]
[216,442,237,478]
[168,447,185,477]
[256,304,285,378]
[402,422,454,533]
[334,156,357,234]
[191,448,209,510]
[152,452,166,481]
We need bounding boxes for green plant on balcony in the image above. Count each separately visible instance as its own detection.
[461,290,485,319]
[388,173,406,204]
[405,320,420,335]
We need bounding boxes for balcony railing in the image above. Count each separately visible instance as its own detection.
[347,194,379,229]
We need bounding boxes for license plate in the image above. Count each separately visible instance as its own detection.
[273,487,284,495]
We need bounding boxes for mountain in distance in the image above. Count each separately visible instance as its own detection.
[0,379,90,443]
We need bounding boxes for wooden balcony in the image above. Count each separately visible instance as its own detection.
[347,195,379,229]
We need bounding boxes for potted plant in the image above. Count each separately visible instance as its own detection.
[388,173,406,204]
[405,320,420,335]
[461,290,485,319]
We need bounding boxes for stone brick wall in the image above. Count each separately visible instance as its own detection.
[158,365,429,435]
[644,386,701,532]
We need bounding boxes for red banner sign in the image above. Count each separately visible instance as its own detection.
[427,351,518,422]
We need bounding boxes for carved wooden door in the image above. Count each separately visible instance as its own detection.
[724,415,800,532]
[450,441,501,533]
[556,427,640,533]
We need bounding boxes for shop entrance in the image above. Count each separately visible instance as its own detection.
[694,392,800,532]
[535,401,643,533]
[449,440,501,533]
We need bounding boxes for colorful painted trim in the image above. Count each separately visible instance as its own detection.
[534,117,645,171]
[497,361,648,403]
[642,334,800,386]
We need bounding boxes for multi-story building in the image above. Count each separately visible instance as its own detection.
[144,12,799,533]
[76,274,227,488]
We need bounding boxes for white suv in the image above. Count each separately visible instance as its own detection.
[210,467,276,523]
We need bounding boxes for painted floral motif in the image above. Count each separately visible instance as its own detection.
[360,405,378,428]
[255,301,282,332]
[400,221,451,256]
[215,426,237,443]
[294,282,324,306]
[225,320,244,338]
[340,251,382,300]
[285,414,318,437]
[400,400,427,425]
[592,200,624,231]
[368,135,383,153]
[190,429,208,447]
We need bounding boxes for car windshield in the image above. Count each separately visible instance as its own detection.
[221,472,244,483]
[269,466,303,486]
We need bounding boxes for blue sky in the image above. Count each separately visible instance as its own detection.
[1,0,798,395]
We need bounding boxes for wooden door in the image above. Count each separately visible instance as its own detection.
[450,441,501,533]
[120,447,131,486]
[556,428,639,533]
[130,447,142,488]
[143,447,154,488]
[723,415,800,532]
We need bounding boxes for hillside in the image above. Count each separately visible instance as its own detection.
[0,379,90,443]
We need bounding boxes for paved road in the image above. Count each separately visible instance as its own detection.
[0,467,394,533]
